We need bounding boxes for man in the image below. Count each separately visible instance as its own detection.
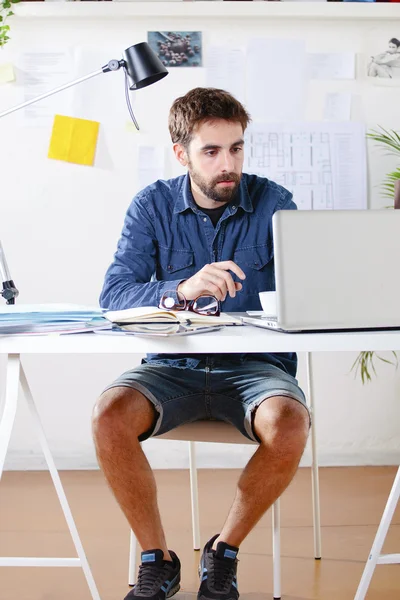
[368,37,400,78]
[94,87,310,600]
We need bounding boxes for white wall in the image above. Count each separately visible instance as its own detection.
[1,5,400,470]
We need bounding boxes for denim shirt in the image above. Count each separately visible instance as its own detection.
[100,173,297,377]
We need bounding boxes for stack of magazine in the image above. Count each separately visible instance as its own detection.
[104,306,243,337]
[0,304,243,338]
[0,304,111,336]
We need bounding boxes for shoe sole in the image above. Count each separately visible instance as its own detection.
[167,583,180,598]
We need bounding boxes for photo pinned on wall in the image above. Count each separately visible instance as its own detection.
[147,31,202,68]
[367,36,400,84]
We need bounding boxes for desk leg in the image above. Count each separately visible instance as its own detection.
[354,466,400,600]
[18,364,101,600]
[0,354,20,481]
[306,352,322,560]
[0,354,101,600]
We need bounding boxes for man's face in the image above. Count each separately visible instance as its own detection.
[184,119,245,204]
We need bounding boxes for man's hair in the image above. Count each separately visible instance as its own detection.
[168,87,251,147]
[389,38,400,47]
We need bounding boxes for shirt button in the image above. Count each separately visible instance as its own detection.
[203,217,207,222]
[232,205,236,210]
[168,265,172,270]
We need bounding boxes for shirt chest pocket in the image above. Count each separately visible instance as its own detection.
[233,245,275,292]
[157,247,195,281]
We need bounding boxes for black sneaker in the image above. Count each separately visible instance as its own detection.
[124,548,181,600]
[198,534,239,600]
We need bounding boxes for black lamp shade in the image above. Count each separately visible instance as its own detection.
[124,42,168,90]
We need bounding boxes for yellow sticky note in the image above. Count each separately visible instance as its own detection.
[125,121,140,133]
[0,63,15,84]
[48,114,100,166]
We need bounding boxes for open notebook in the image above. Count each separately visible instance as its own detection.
[104,306,242,327]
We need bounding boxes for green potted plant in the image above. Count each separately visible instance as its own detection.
[351,127,400,383]
[0,0,20,49]
[368,127,400,206]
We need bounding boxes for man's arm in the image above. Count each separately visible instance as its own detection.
[277,188,296,212]
[373,53,396,65]
[99,194,183,311]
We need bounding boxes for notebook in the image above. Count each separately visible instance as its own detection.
[242,209,400,333]
[104,306,242,327]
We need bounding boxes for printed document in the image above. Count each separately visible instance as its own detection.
[245,122,366,210]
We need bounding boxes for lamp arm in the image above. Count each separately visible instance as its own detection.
[0,58,127,305]
[0,60,124,119]
[0,240,19,305]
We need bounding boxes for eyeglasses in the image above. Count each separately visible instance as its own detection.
[159,290,220,316]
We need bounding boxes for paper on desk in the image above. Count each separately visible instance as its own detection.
[48,114,100,166]
[0,63,15,84]
[206,46,246,105]
[0,320,110,336]
[245,121,366,210]
[0,304,103,321]
[323,93,352,121]
[101,323,225,338]
[246,39,306,122]
[307,53,355,80]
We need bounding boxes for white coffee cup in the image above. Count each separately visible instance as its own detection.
[258,291,277,316]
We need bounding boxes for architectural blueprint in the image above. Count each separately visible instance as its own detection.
[245,122,367,210]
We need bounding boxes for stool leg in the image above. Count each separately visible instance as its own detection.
[306,352,322,559]
[272,499,281,600]
[128,530,137,586]
[189,441,201,550]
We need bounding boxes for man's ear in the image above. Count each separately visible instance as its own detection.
[173,143,188,167]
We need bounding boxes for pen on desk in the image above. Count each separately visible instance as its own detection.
[187,325,225,333]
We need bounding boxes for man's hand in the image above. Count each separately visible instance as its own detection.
[178,261,246,301]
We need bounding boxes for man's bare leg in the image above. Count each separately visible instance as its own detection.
[214,396,310,549]
[92,387,172,561]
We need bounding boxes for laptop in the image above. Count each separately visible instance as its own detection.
[241,209,400,333]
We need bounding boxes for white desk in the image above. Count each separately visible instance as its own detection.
[1,325,400,600]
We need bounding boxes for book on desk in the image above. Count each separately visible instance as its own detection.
[104,306,243,327]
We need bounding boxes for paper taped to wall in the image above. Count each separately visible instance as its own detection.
[245,122,366,210]
[206,46,246,105]
[0,63,15,84]
[48,114,100,166]
[323,93,352,121]
[246,38,306,122]
[307,53,356,80]
[17,49,75,126]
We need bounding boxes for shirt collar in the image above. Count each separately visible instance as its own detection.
[173,173,254,214]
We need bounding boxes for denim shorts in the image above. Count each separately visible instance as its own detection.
[103,357,309,443]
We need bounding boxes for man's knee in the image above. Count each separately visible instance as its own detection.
[92,386,156,441]
[253,396,309,450]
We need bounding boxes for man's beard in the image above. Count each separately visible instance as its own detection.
[188,161,241,204]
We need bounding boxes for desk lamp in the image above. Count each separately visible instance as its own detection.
[0,42,168,304]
